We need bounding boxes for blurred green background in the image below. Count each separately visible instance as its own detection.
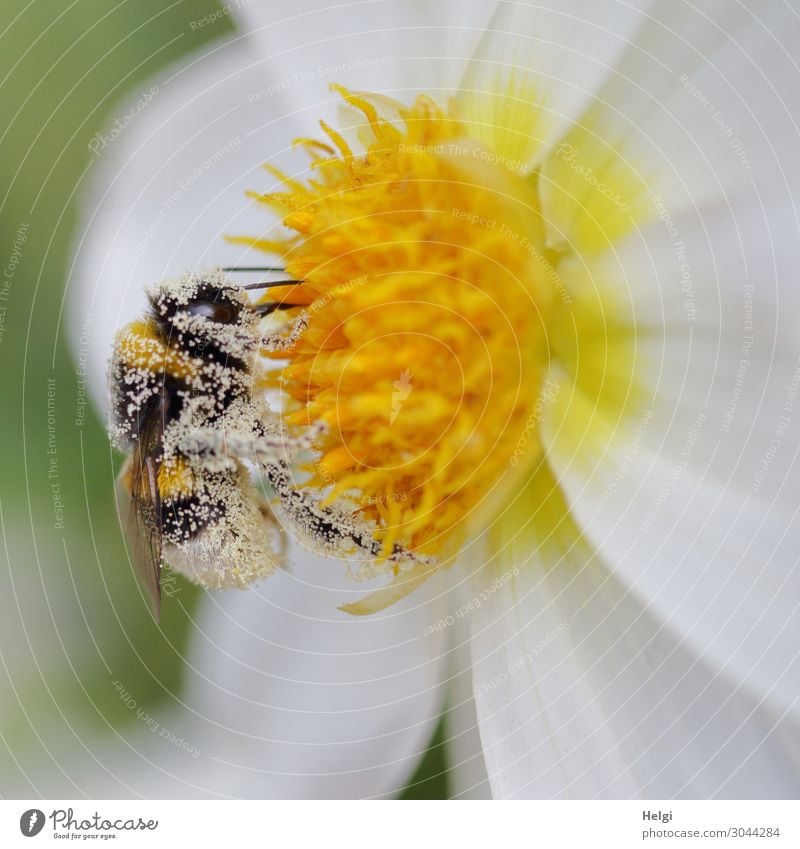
[0,0,447,799]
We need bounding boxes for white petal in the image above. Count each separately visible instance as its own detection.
[13,546,449,799]
[234,0,498,107]
[446,617,491,799]
[541,185,800,714]
[540,0,800,251]
[469,477,800,798]
[458,0,655,171]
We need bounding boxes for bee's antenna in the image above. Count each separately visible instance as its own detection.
[223,265,306,304]
[252,301,304,315]
[241,279,304,291]
[222,266,286,273]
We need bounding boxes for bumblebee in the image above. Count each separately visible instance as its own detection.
[110,269,299,615]
[110,269,430,618]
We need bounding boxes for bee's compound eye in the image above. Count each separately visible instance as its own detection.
[187,300,240,324]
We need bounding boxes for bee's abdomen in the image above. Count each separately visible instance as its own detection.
[161,491,227,543]
[160,469,235,543]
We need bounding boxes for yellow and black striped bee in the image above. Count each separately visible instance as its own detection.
[110,268,429,618]
[109,268,304,616]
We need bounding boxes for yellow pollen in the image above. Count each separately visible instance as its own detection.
[157,455,195,500]
[238,88,564,558]
[116,319,200,382]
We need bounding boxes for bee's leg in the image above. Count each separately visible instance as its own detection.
[175,422,325,468]
[262,460,434,568]
[246,421,325,465]
[255,495,288,563]
[177,424,431,567]
[258,312,308,353]
[174,427,238,470]
[261,460,380,558]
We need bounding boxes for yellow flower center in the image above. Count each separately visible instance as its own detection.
[239,87,567,561]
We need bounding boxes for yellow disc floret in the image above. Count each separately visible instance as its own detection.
[238,87,563,559]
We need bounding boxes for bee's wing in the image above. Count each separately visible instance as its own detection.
[115,444,163,619]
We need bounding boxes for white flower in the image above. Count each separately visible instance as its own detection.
[64,0,800,798]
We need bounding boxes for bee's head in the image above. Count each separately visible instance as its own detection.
[182,284,245,325]
[149,276,249,322]
[147,272,259,359]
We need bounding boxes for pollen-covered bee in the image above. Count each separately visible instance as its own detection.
[109,269,302,616]
[110,269,431,618]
